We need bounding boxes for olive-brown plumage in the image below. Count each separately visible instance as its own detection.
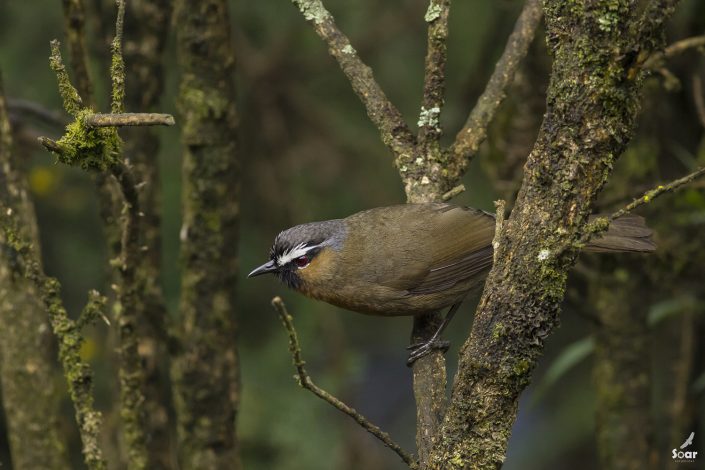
[249,203,655,362]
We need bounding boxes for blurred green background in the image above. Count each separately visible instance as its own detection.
[1,1,704,469]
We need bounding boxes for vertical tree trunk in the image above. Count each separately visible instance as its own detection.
[428,1,679,467]
[0,75,69,469]
[171,1,242,468]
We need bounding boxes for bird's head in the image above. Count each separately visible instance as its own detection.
[248,219,346,290]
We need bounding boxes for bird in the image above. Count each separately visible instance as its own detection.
[249,203,655,364]
[680,431,695,449]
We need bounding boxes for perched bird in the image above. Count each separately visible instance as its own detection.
[249,203,655,363]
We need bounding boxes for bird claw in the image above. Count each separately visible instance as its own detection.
[406,340,450,366]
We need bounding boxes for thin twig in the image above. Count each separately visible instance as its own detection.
[7,98,68,128]
[441,183,465,201]
[85,113,175,127]
[578,166,705,248]
[289,0,416,158]
[448,0,542,170]
[37,136,63,154]
[418,0,451,151]
[643,34,705,69]
[271,297,417,469]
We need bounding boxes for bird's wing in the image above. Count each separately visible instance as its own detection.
[359,203,495,295]
[406,244,494,295]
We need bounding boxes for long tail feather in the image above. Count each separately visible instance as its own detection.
[585,215,656,253]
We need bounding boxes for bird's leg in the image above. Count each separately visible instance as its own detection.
[406,302,462,366]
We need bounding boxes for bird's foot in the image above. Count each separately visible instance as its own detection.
[406,339,450,367]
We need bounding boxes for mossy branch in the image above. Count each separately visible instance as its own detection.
[289,0,416,158]
[271,297,417,469]
[39,2,176,465]
[0,210,106,470]
[49,39,83,116]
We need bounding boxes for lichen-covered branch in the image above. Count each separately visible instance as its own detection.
[40,7,172,464]
[110,158,151,470]
[170,1,242,468]
[86,113,175,127]
[0,72,69,470]
[272,297,417,468]
[418,0,451,153]
[289,0,416,158]
[447,0,542,173]
[427,2,680,467]
[110,0,126,115]
[0,213,106,470]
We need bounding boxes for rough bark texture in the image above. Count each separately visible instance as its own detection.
[0,74,69,470]
[592,264,654,470]
[426,1,678,468]
[122,1,173,467]
[170,1,242,468]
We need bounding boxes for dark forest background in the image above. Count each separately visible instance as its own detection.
[1,1,704,469]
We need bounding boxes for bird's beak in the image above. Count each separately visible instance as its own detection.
[248,260,278,278]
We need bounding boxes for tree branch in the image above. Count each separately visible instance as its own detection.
[289,0,416,158]
[643,34,705,69]
[418,0,451,152]
[0,211,106,470]
[61,0,94,104]
[86,112,175,127]
[447,0,542,174]
[271,297,417,469]
[0,71,71,470]
[41,4,159,465]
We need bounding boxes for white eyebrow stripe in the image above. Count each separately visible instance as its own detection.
[276,243,322,266]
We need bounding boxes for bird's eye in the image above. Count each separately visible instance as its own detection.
[294,255,310,268]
